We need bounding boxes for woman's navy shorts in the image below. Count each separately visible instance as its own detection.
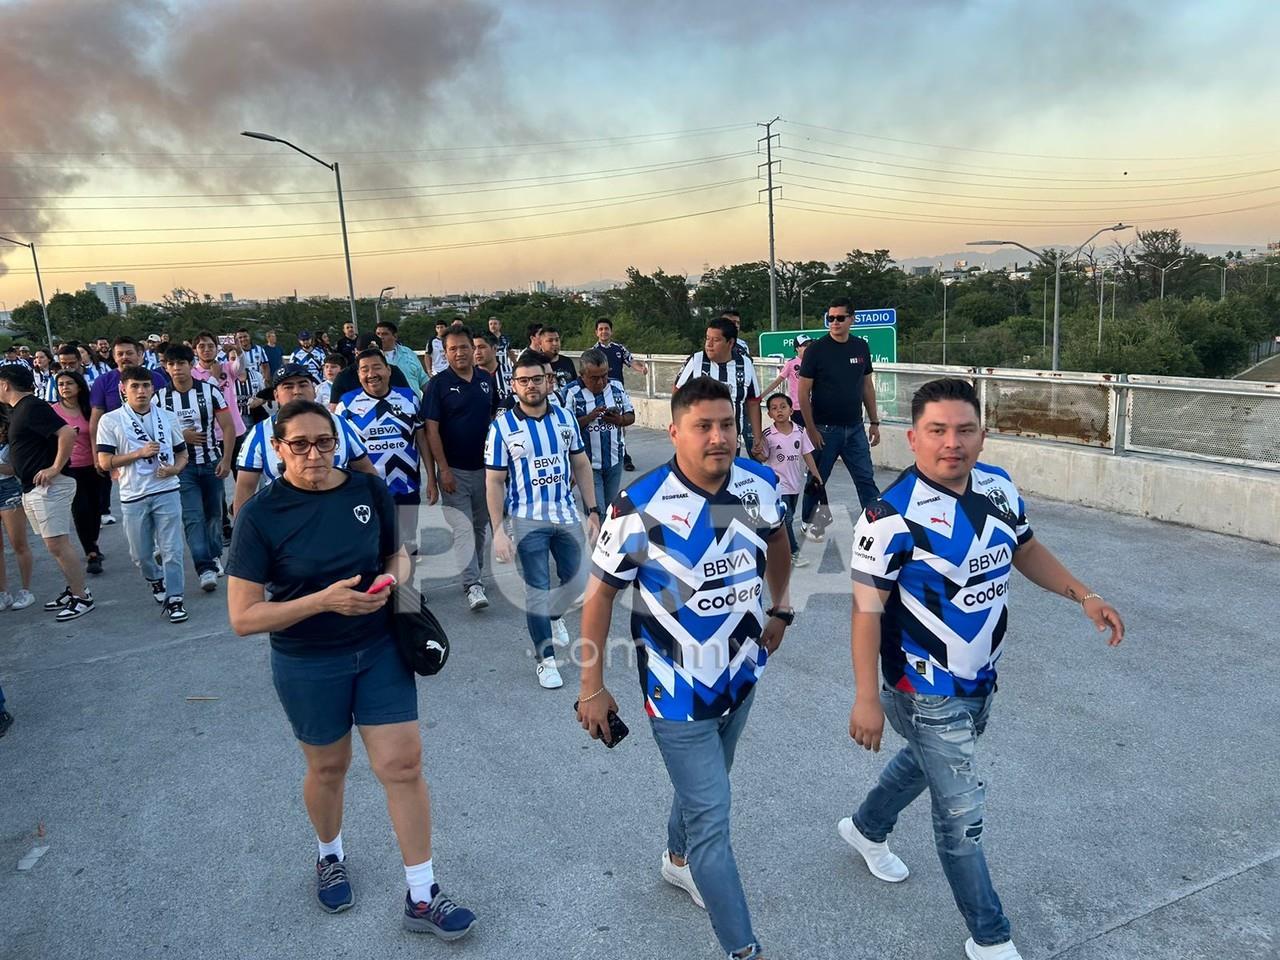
[270,635,417,746]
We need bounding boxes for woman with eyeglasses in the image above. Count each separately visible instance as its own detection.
[225,398,475,940]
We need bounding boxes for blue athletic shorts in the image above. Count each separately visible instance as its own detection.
[270,634,418,746]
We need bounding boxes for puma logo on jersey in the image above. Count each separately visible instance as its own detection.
[930,516,951,528]
[671,512,691,529]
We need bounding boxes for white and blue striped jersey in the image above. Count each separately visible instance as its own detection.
[562,378,632,472]
[289,346,326,382]
[484,404,584,524]
[142,350,163,371]
[41,364,99,401]
[236,410,368,481]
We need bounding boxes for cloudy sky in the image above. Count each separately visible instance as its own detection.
[1,0,1278,305]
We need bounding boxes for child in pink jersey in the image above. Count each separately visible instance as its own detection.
[758,392,819,567]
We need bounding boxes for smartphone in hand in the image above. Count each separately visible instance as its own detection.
[574,700,630,748]
[366,574,397,595]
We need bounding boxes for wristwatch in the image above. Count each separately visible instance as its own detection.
[766,606,795,625]
[587,506,602,517]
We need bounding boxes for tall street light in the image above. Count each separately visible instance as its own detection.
[1135,256,1188,301]
[969,222,1132,371]
[375,285,396,326]
[798,278,838,325]
[241,131,359,333]
[0,235,53,350]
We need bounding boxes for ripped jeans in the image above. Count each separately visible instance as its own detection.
[853,687,1010,947]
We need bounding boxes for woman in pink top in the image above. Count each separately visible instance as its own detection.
[51,370,106,574]
[760,335,813,424]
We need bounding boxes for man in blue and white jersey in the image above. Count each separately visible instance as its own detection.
[334,349,426,507]
[42,343,98,401]
[577,375,793,960]
[844,377,1125,960]
[234,328,272,394]
[593,317,647,472]
[562,348,634,515]
[232,363,376,517]
[486,316,513,377]
[485,350,600,690]
[289,331,326,383]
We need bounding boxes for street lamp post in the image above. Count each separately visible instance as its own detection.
[374,285,396,326]
[941,277,950,365]
[0,235,53,351]
[241,131,359,333]
[798,278,838,325]
[968,222,1131,371]
[1135,256,1189,302]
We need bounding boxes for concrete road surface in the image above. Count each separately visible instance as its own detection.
[1,428,1276,960]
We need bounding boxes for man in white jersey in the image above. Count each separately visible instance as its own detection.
[158,344,235,593]
[233,363,377,517]
[96,365,190,623]
[562,348,634,515]
[485,351,600,690]
[674,317,762,457]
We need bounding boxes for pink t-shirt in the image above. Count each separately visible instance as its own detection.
[193,360,245,439]
[51,402,94,468]
[779,356,803,407]
[761,421,815,495]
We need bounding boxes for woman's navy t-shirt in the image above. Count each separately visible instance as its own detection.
[227,470,400,655]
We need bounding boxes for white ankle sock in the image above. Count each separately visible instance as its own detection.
[317,832,344,861]
[405,858,435,904]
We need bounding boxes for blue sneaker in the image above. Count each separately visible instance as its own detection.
[315,855,353,913]
[403,884,476,940]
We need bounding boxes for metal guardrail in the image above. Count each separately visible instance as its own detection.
[621,355,1280,472]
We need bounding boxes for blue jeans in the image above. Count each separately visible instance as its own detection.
[853,688,1010,946]
[650,688,759,957]
[121,490,186,599]
[593,462,623,513]
[512,517,586,660]
[178,461,224,575]
[801,423,879,523]
[781,493,799,554]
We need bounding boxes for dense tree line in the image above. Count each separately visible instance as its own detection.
[6,228,1276,378]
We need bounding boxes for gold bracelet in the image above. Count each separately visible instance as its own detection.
[578,686,607,704]
[1079,592,1103,607]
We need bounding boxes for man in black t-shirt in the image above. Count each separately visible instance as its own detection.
[797,297,882,541]
[539,326,578,402]
[0,365,93,619]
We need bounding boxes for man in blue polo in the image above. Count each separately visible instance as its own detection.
[421,325,498,612]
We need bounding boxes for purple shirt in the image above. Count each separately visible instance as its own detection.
[89,369,169,413]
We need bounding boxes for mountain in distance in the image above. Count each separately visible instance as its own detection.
[895,240,1270,272]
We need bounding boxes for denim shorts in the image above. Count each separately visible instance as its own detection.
[270,635,418,746]
[0,475,21,512]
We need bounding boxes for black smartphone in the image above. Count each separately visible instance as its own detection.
[574,701,630,748]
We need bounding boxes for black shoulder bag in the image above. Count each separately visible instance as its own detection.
[392,587,450,676]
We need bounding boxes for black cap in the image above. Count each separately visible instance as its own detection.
[273,362,313,384]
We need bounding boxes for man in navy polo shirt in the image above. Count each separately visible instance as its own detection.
[420,325,498,612]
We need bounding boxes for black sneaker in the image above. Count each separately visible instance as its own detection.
[86,553,103,576]
[623,453,636,472]
[315,855,354,913]
[43,586,72,611]
[0,710,13,737]
[403,884,476,940]
[149,579,166,604]
[165,597,188,623]
[56,594,95,622]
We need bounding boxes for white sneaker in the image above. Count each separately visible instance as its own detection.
[100,513,116,526]
[11,589,35,610]
[965,938,1023,960]
[791,552,809,568]
[660,851,705,909]
[214,558,225,577]
[536,656,563,689]
[551,618,571,647]
[0,592,12,611]
[199,570,218,592]
[838,817,909,882]
[804,523,825,543]
[466,584,489,611]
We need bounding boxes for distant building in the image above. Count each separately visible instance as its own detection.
[910,265,935,277]
[85,280,136,315]
[220,292,234,303]
[527,280,549,294]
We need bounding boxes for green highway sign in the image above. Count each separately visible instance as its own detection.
[758,326,897,364]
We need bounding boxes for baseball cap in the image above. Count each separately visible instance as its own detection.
[297,330,313,340]
[273,362,313,384]
[794,334,812,347]
[146,333,161,343]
